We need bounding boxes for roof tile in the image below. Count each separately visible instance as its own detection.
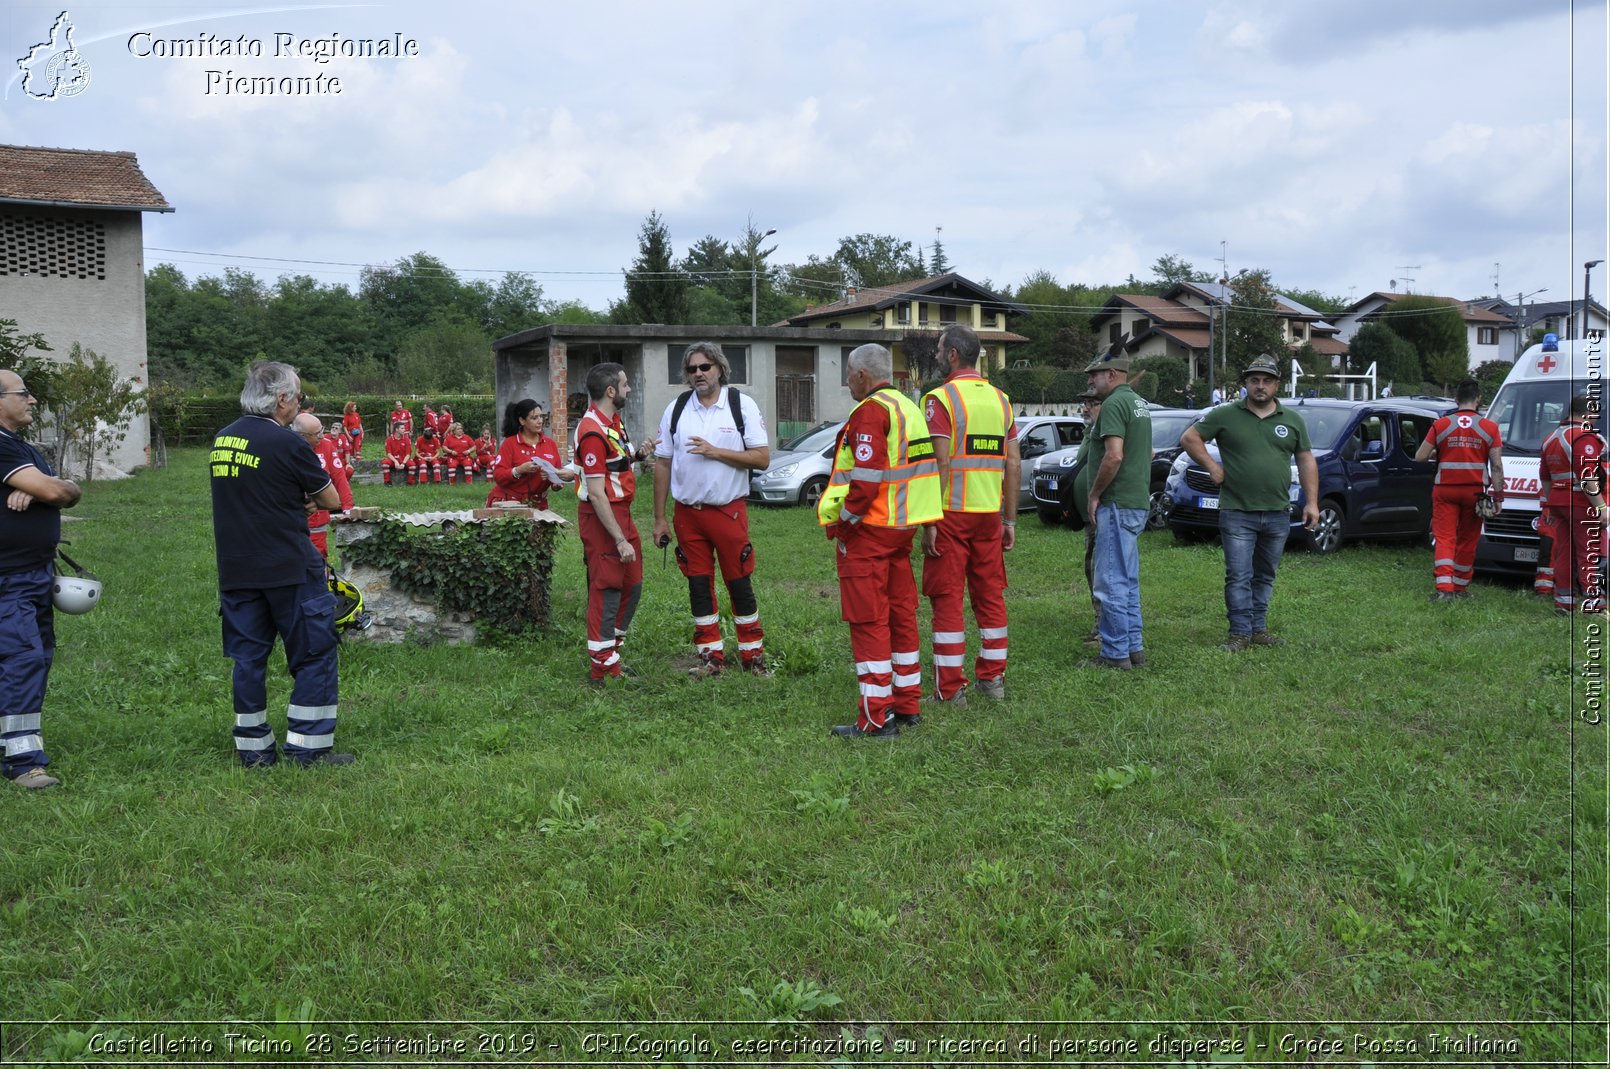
[0,144,172,211]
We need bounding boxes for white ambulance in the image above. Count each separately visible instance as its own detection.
[1476,332,1608,575]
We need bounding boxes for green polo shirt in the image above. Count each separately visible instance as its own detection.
[1090,385,1152,509]
[1193,398,1310,512]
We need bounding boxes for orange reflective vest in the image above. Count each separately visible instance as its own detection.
[818,387,942,528]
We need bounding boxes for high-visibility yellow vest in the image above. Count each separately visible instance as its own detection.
[818,387,942,528]
[923,376,1013,512]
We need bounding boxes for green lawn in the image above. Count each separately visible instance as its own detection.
[2,448,1604,1064]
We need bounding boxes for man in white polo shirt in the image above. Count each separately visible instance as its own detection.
[652,342,772,679]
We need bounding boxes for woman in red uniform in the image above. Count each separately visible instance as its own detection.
[342,401,364,458]
[475,423,498,481]
[441,420,477,484]
[488,399,574,510]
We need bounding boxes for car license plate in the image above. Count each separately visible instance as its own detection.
[1515,546,1538,563]
[1046,477,1058,492]
[1198,496,1219,510]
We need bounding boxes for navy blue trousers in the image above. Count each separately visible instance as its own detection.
[0,568,54,778]
[220,568,339,766]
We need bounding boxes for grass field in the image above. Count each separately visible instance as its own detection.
[1,447,1605,1065]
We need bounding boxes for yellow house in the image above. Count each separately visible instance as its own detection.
[776,272,1030,385]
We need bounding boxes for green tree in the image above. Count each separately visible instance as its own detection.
[1381,296,1468,388]
[1281,287,1348,316]
[929,232,950,274]
[1222,269,1288,376]
[1150,253,1212,287]
[360,252,477,354]
[484,272,546,340]
[832,233,924,289]
[396,322,492,393]
[1472,359,1511,401]
[45,343,145,481]
[1133,354,1189,403]
[617,210,689,324]
[543,300,609,325]
[1349,321,1420,385]
[0,318,59,412]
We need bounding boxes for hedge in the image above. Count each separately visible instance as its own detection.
[152,394,498,447]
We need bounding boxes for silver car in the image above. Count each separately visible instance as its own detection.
[749,421,844,508]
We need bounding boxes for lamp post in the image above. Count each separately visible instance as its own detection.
[751,227,777,327]
[1585,260,1604,341]
[1515,287,1547,359]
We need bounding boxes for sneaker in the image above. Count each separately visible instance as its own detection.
[1076,655,1132,671]
[1127,650,1147,667]
[1249,631,1285,647]
[926,685,968,707]
[12,767,59,789]
[688,657,723,680]
[975,676,1005,700]
[829,721,900,739]
[1221,634,1251,652]
[294,752,356,767]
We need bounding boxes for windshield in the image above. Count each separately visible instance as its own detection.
[1485,381,1601,457]
[1295,407,1367,450]
[779,422,842,454]
[1150,414,1196,450]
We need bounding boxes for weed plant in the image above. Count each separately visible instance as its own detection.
[0,450,1603,1062]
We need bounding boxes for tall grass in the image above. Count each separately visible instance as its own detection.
[1,449,1602,1063]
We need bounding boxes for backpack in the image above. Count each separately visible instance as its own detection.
[668,386,747,443]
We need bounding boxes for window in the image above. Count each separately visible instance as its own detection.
[1019,425,1058,460]
[1399,415,1434,458]
[1290,322,1306,341]
[1132,317,1149,335]
[669,344,748,385]
[869,313,884,328]
[897,304,911,324]
[981,311,999,328]
[1109,323,1122,344]
[0,213,107,279]
[1477,326,1497,345]
[841,345,856,386]
[939,303,958,324]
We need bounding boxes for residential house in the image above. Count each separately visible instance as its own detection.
[1470,297,1608,360]
[1089,281,1349,379]
[776,272,1030,379]
[1333,292,1515,371]
[0,144,172,472]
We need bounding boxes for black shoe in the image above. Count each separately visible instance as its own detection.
[893,712,922,728]
[830,722,900,739]
[295,752,356,767]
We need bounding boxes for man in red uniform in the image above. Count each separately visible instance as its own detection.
[293,414,338,557]
[1415,379,1504,600]
[441,421,477,484]
[421,403,441,436]
[321,420,354,511]
[651,342,772,679]
[921,324,1020,704]
[576,363,659,683]
[390,401,413,438]
[819,344,942,738]
[1539,393,1607,615]
[382,421,414,485]
[412,425,444,484]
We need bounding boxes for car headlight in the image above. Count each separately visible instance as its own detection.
[765,463,798,482]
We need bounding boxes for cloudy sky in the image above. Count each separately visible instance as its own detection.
[3,0,1606,313]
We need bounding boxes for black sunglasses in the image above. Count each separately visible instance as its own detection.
[686,362,715,373]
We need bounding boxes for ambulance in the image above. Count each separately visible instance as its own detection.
[1476,331,1608,575]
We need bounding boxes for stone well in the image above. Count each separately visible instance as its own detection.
[332,506,566,644]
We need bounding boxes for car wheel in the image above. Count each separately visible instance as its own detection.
[1146,486,1170,530]
[800,476,828,509]
[1310,498,1344,554]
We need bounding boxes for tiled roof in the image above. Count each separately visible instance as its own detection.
[1139,326,1213,351]
[1095,293,1211,327]
[1306,336,1350,356]
[1346,291,1512,325]
[0,144,172,211]
[780,271,1025,325]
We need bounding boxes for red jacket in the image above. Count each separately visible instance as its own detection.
[414,433,442,461]
[1541,421,1606,512]
[442,432,475,461]
[314,435,354,511]
[1424,409,1501,486]
[384,433,413,467]
[487,434,565,507]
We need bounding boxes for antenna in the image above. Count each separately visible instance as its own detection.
[1393,265,1421,292]
[1492,262,1501,295]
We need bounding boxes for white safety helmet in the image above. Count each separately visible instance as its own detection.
[52,549,103,614]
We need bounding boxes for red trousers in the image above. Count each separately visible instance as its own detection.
[580,501,643,679]
[413,457,442,483]
[444,458,475,483]
[1547,504,1607,612]
[1536,511,1556,596]
[1431,484,1482,593]
[835,525,921,730]
[673,498,763,667]
[922,510,1009,698]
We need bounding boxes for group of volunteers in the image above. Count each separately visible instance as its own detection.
[3,327,1603,785]
[376,400,497,487]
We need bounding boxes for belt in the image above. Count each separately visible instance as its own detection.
[677,497,744,510]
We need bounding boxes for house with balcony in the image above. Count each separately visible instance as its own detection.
[776,272,1030,381]
[1334,292,1515,370]
[1469,297,1608,361]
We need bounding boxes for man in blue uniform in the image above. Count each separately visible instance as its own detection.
[210,362,350,767]
[0,368,82,788]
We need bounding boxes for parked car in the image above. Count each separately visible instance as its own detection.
[1013,415,1085,509]
[1030,408,1201,528]
[748,420,843,508]
[1164,397,1455,553]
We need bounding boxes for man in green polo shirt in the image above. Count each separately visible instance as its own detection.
[1179,354,1319,651]
[1081,351,1152,670]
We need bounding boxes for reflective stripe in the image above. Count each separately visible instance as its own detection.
[858,682,893,698]
[234,734,276,751]
[235,711,268,729]
[1,713,41,733]
[737,640,763,651]
[695,640,723,653]
[979,647,1008,660]
[893,671,922,687]
[1439,461,1487,471]
[733,613,759,625]
[933,654,966,667]
[4,735,42,756]
[850,466,887,482]
[1433,557,1455,567]
[980,627,1008,640]
[285,731,331,750]
[856,659,893,673]
[288,703,337,722]
[601,650,621,666]
[587,638,616,651]
[891,650,919,665]
[693,613,720,627]
[950,457,1005,471]
[933,631,966,644]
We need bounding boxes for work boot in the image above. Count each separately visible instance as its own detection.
[12,768,59,789]
[830,721,899,739]
[1127,650,1148,667]
[926,684,968,707]
[688,656,723,680]
[1076,655,1132,671]
[1220,634,1251,652]
[976,676,1005,700]
[1250,631,1285,647]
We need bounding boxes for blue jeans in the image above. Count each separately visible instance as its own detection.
[1092,505,1147,660]
[1220,509,1290,636]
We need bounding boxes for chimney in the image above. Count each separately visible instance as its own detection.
[846,286,857,302]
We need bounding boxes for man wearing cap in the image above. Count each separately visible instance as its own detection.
[1081,351,1151,670]
[0,368,82,788]
[920,324,1019,704]
[1179,355,1319,651]
[1413,379,1503,602]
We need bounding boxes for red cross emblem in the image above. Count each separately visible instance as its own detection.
[1538,352,1558,373]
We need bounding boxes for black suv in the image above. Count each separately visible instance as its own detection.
[1030,407,1202,529]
